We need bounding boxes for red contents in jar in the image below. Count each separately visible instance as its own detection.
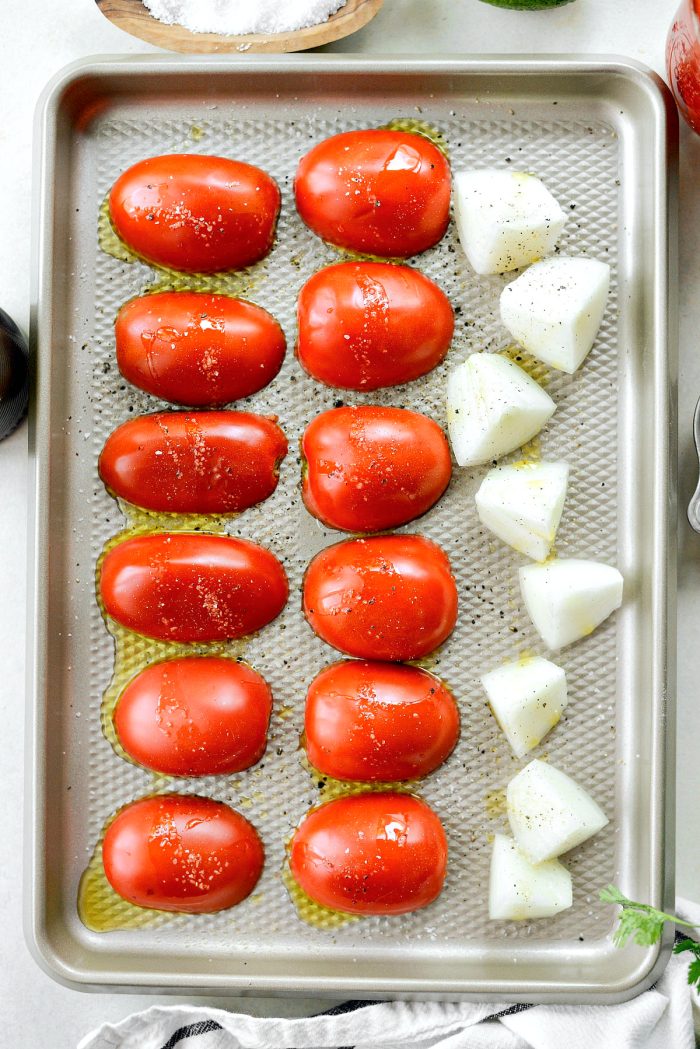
[667,0,700,133]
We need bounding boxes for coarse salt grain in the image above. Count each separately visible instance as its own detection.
[142,0,348,35]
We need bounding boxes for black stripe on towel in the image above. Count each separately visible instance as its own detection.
[321,1000,380,1016]
[155,1003,373,1049]
[482,1003,533,1021]
[155,997,538,1048]
[159,1020,224,1048]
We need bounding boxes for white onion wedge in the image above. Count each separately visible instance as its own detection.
[519,557,623,650]
[506,759,608,863]
[446,354,555,468]
[489,833,573,920]
[453,170,565,275]
[500,256,610,374]
[481,656,567,758]
[475,461,569,561]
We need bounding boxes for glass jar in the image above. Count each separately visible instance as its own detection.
[667,0,700,134]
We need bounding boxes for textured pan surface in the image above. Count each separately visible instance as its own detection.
[27,57,675,999]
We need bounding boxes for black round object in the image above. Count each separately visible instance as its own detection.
[0,308,28,439]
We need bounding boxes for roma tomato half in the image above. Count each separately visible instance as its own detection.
[289,792,448,915]
[109,154,280,272]
[114,657,273,777]
[294,130,451,258]
[303,534,458,661]
[99,411,288,515]
[301,406,451,532]
[102,794,264,913]
[305,660,459,782]
[296,262,453,390]
[100,532,288,642]
[115,292,286,406]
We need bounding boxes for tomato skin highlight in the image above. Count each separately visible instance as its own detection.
[305,660,459,782]
[99,411,288,515]
[289,793,447,915]
[100,532,288,643]
[115,292,286,406]
[102,794,264,913]
[294,130,451,258]
[301,406,451,532]
[113,657,272,777]
[303,534,458,662]
[109,154,280,272]
[296,262,453,391]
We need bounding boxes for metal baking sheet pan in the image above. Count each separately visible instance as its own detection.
[26,55,677,1001]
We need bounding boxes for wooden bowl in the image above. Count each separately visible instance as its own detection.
[95,0,384,53]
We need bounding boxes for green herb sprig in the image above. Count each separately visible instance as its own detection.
[600,885,700,991]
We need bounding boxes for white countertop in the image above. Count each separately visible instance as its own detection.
[1,0,697,1044]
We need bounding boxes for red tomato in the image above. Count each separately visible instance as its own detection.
[302,406,451,532]
[303,534,458,661]
[99,411,288,515]
[115,292,286,406]
[296,263,453,390]
[289,792,447,915]
[113,657,272,776]
[109,154,280,272]
[305,660,459,782]
[294,130,451,258]
[100,532,288,643]
[103,794,263,913]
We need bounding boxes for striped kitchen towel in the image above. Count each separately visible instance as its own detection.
[79,901,700,1049]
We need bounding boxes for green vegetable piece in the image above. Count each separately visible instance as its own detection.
[600,885,700,992]
[478,0,576,8]
[674,939,700,989]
